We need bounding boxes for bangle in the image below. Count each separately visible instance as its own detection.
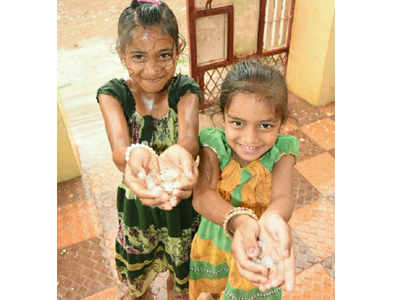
[125,143,157,162]
[223,207,258,239]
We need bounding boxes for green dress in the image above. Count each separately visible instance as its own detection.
[189,128,299,300]
[96,74,201,297]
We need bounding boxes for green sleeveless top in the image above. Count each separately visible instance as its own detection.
[96,74,202,154]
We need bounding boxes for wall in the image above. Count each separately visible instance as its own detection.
[57,96,81,182]
[286,0,335,106]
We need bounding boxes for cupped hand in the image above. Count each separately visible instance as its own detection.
[124,146,170,208]
[159,144,199,201]
[257,213,295,292]
[230,215,270,288]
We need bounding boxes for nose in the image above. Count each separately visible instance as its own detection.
[242,126,258,145]
[144,58,162,77]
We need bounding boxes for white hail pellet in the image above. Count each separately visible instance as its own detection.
[161,181,174,192]
[160,169,179,181]
[252,241,274,268]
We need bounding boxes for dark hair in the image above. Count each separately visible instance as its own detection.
[219,59,288,123]
[117,0,184,53]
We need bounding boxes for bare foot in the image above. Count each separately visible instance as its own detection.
[167,273,188,300]
[197,292,214,300]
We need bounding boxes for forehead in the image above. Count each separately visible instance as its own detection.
[128,25,174,49]
[226,92,277,120]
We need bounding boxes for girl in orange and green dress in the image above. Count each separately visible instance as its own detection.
[189,60,298,300]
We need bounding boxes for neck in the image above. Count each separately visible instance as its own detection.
[231,152,248,168]
[127,79,170,117]
[127,78,170,103]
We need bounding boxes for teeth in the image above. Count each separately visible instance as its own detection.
[243,145,257,150]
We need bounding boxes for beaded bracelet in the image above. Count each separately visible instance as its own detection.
[125,143,157,162]
[223,207,258,239]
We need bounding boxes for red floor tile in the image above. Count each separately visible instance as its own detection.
[58,237,118,300]
[289,199,334,260]
[292,130,325,162]
[282,119,298,134]
[292,168,323,209]
[319,102,335,117]
[288,93,326,127]
[292,231,319,274]
[321,254,335,279]
[282,263,334,300]
[58,176,90,207]
[301,118,335,151]
[81,286,120,300]
[58,199,103,249]
[295,152,335,196]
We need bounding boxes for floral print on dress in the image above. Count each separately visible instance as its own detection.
[128,109,178,155]
[129,113,140,144]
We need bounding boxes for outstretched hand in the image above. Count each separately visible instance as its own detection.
[159,144,199,202]
[231,216,270,288]
[123,146,170,209]
[258,213,295,292]
[124,144,199,210]
[230,213,295,292]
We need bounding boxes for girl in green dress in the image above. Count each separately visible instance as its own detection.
[97,1,200,299]
[189,60,298,300]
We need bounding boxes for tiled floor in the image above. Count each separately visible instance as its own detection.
[57,94,335,299]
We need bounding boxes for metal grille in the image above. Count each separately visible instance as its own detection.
[258,52,289,74]
[200,52,288,108]
[187,0,295,110]
[202,66,232,108]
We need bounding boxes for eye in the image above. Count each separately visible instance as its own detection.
[230,120,242,128]
[131,54,145,62]
[260,123,273,129]
[160,52,173,60]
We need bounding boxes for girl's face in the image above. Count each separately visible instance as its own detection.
[121,25,178,94]
[224,92,282,167]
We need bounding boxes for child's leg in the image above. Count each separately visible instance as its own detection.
[196,292,220,300]
[118,269,157,300]
[167,271,189,300]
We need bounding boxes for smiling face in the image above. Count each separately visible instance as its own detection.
[120,25,178,94]
[224,92,282,167]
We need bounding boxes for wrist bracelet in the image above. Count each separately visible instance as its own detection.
[125,143,157,162]
[223,207,258,239]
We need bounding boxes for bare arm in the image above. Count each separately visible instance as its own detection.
[257,154,297,291]
[98,94,130,172]
[192,146,234,224]
[177,92,199,158]
[264,155,296,221]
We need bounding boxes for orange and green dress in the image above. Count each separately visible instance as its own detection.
[189,127,299,300]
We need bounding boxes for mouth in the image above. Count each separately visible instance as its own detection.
[144,77,164,83]
[238,143,264,153]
